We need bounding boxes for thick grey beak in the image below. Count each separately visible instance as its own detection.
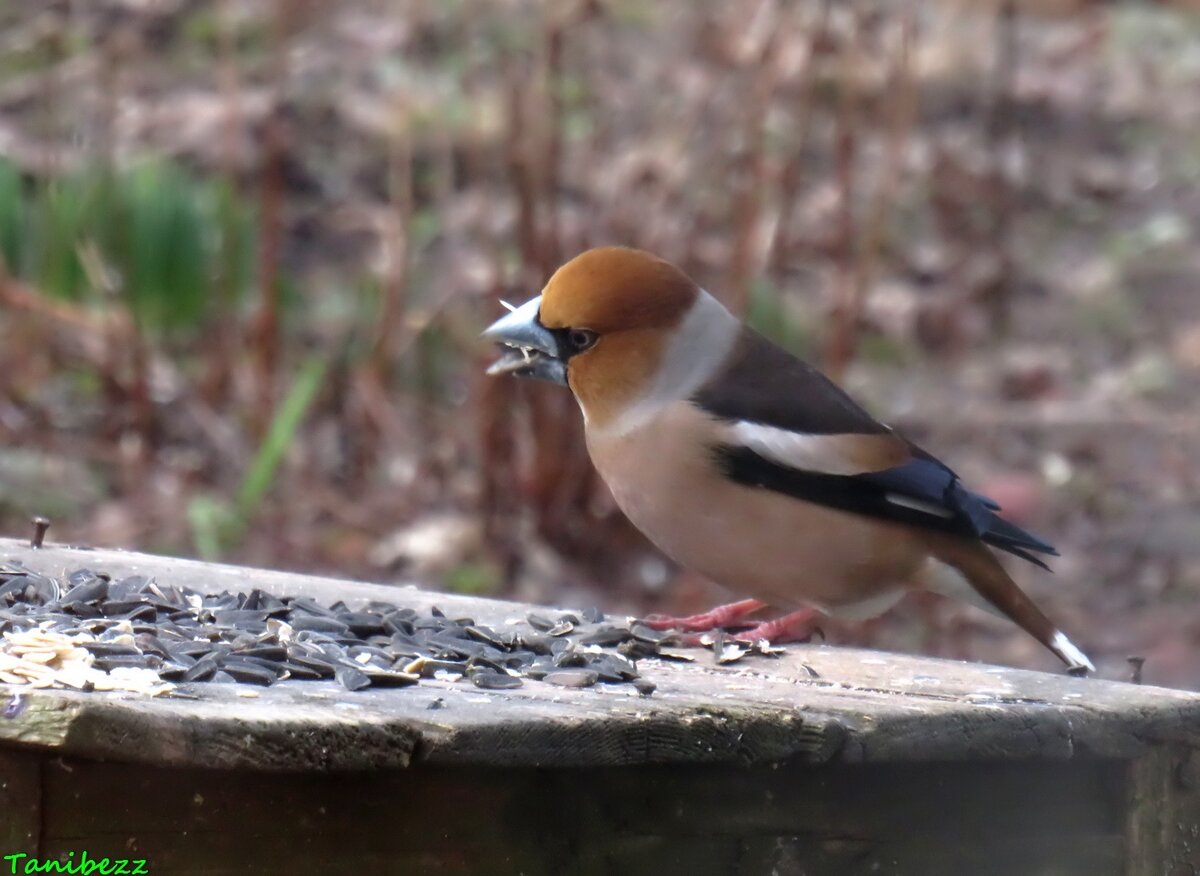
[482,295,567,385]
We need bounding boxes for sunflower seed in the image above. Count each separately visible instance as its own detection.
[526,612,558,632]
[335,664,371,691]
[630,624,672,644]
[220,660,278,686]
[580,626,632,646]
[470,671,523,690]
[289,615,350,635]
[338,612,387,637]
[363,670,419,688]
[544,670,599,688]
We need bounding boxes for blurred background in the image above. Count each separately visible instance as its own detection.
[0,0,1197,686]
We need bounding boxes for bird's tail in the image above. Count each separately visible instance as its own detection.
[927,537,1094,674]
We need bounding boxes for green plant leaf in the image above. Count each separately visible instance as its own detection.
[236,356,327,519]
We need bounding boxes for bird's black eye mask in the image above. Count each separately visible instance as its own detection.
[558,327,598,357]
[484,291,601,385]
[486,325,598,384]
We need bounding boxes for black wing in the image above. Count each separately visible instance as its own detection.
[694,330,1058,568]
[692,329,892,436]
[712,444,1058,569]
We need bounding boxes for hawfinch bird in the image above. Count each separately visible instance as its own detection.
[483,247,1093,673]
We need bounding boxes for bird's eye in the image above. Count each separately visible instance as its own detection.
[567,329,598,352]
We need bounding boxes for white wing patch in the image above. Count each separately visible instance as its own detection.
[726,422,864,476]
[724,421,908,478]
[882,492,955,519]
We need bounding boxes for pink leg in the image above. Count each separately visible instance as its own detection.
[640,598,767,632]
[728,608,820,645]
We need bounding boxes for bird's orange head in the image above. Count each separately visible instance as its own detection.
[484,247,728,428]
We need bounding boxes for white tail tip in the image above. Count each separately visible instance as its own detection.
[1052,630,1095,675]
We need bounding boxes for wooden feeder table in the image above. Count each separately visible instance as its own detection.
[0,538,1196,875]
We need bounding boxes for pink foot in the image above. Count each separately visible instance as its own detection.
[728,608,821,645]
[640,598,767,633]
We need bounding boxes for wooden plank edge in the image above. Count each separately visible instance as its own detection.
[0,690,421,772]
[413,705,847,768]
[0,687,846,772]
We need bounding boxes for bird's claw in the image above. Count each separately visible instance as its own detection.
[639,598,767,633]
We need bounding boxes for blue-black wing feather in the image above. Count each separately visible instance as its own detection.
[710,445,1057,570]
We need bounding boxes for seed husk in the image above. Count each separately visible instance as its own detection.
[363,670,420,688]
[580,626,632,646]
[220,660,278,686]
[0,564,754,698]
[544,670,599,688]
[335,664,372,691]
[470,670,523,690]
